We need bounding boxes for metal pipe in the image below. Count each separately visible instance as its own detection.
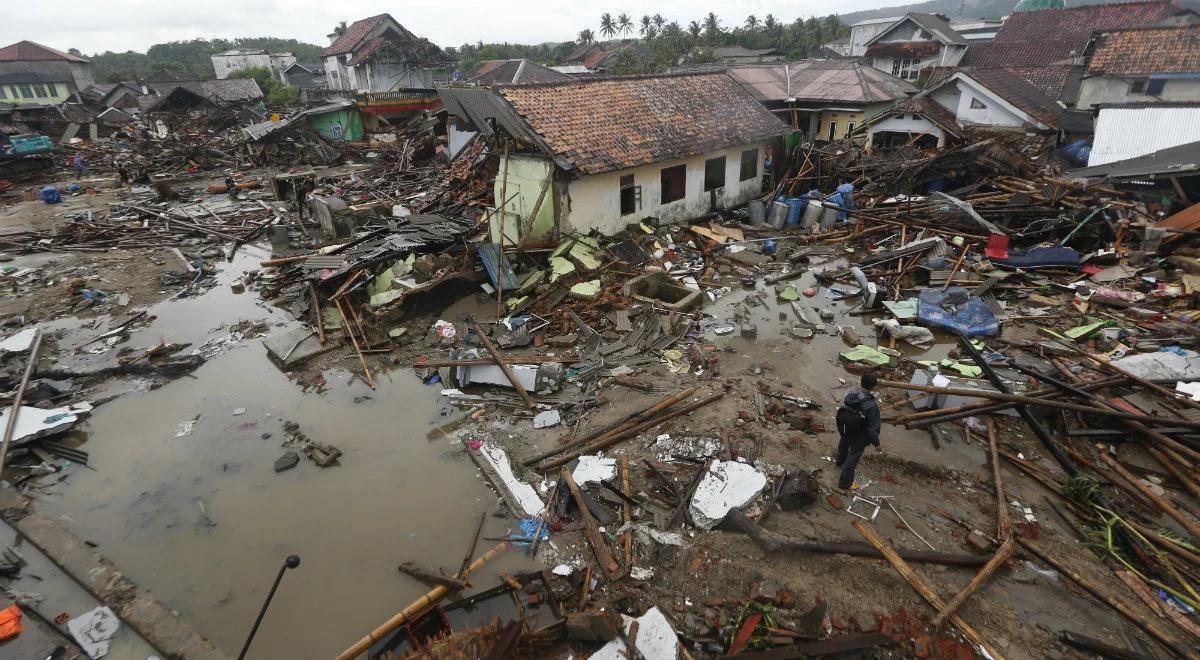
[237,554,300,660]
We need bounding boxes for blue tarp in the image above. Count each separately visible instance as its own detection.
[918,287,1000,337]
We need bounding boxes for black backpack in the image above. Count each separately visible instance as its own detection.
[837,404,868,437]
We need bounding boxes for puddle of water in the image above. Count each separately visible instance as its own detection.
[28,247,536,658]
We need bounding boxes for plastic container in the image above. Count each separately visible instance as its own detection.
[748,199,765,226]
[819,205,839,231]
[785,197,806,226]
[768,200,789,229]
[801,200,823,231]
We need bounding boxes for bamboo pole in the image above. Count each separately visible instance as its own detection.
[561,467,622,579]
[851,520,1007,660]
[537,392,724,472]
[877,380,1200,430]
[930,536,1017,629]
[621,455,633,566]
[0,329,42,474]
[336,542,509,660]
[986,419,1012,541]
[496,140,509,317]
[310,282,326,344]
[335,298,374,389]
[940,246,971,292]
[1101,453,1200,540]
[1016,537,1199,660]
[892,376,1126,424]
[522,387,697,466]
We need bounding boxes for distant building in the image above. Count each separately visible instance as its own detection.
[1077,25,1200,108]
[710,46,784,64]
[948,18,1004,41]
[0,72,73,104]
[561,43,619,74]
[0,41,94,95]
[465,59,574,86]
[439,72,788,237]
[862,14,969,81]
[720,60,917,140]
[211,49,296,82]
[321,13,454,92]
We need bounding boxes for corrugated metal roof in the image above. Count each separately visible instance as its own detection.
[725,60,916,104]
[1069,139,1200,179]
[1089,105,1200,166]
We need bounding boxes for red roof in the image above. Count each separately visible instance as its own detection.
[0,40,88,63]
[582,51,616,69]
[1087,25,1200,75]
[323,15,389,56]
[960,0,1194,69]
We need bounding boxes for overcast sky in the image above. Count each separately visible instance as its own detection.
[2,0,889,55]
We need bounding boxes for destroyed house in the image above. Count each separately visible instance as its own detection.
[857,68,1060,148]
[439,72,788,238]
[322,14,454,92]
[1077,25,1200,108]
[862,13,968,81]
[144,78,264,104]
[0,40,94,94]
[720,60,916,140]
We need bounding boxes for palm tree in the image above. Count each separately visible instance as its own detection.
[653,13,666,30]
[578,29,595,45]
[600,13,616,39]
[640,15,652,37]
[688,20,702,40]
[703,12,721,41]
[745,15,759,30]
[617,13,633,37]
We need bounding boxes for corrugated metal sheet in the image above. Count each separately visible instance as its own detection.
[476,242,521,290]
[1089,105,1200,167]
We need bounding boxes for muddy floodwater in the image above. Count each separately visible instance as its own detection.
[31,247,535,658]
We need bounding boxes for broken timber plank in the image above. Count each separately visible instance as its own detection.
[930,536,1017,629]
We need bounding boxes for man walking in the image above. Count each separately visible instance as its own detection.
[835,372,881,491]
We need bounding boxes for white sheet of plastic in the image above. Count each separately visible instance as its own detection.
[591,606,679,660]
[688,460,767,530]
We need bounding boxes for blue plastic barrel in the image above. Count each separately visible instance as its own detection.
[785,196,806,225]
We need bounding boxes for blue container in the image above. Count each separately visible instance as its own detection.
[785,196,807,226]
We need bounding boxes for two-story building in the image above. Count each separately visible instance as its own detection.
[0,41,94,95]
[862,14,969,81]
[1077,25,1200,108]
[0,72,73,104]
[439,72,788,239]
[321,14,453,92]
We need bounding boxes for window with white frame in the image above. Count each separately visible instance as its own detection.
[890,58,921,80]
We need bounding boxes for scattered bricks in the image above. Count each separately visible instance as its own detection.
[738,410,756,422]
[566,610,622,643]
[965,530,993,552]
[546,334,578,348]
[826,495,844,510]
[527,592,542,606]
[776,588,798,609]
[703,596,726,607]
[751,580,782,605]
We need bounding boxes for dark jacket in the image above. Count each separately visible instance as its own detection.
[840,388,881,448]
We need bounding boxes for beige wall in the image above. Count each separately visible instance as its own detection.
[561,143,769,236]
[1077,76,1200,109]
[817,111,865,140]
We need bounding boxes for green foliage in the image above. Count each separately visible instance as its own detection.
[595,11,849,76]
[89,37,324,83]
[229,66,298,106]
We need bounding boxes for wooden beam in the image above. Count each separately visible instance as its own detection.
[930,536,1017,630]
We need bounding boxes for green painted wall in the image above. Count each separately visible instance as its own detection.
[0,82,70,104]
[491,154,557,244]
[306,108,363,141]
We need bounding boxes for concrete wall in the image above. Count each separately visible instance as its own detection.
[817,110,865,140]
[0,81,71,103]
[211,52,271,79]
[1077,76,1200,108]
[306,108,363,141]
[950,78,1032,128]
[364,61,434,91]
[560,142,769,236]
[492,155,558,243]
[324,55,350,90]
[269,54,297,82]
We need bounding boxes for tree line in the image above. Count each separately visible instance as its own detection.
[450,12,847,76]
[87,37,325,83]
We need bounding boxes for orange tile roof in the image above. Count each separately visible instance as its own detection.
[0,40,88,62]
[498,72,788,175]
[1087,25,1200,75]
